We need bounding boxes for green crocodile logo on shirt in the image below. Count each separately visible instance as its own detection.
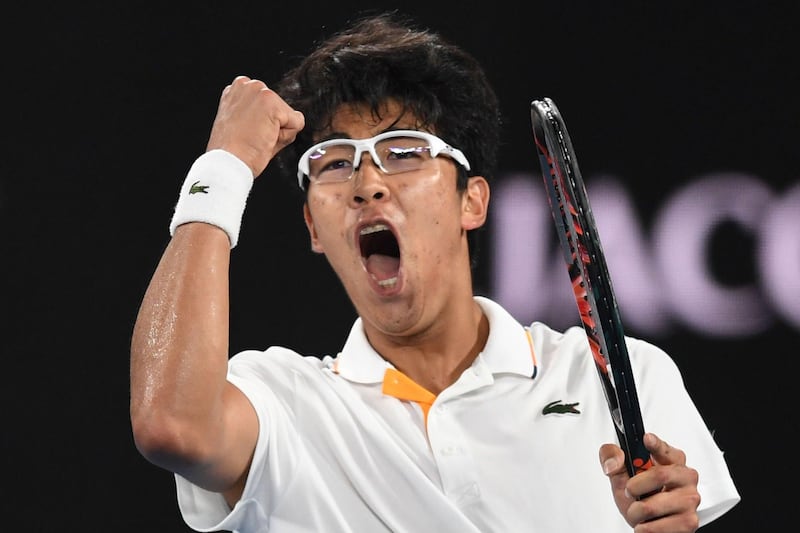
[542,400,581,415]
[189,180,209,194]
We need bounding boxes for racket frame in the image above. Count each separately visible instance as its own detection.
[530,97,652,477]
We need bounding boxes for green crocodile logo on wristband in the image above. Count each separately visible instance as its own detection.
[189,181,210,194]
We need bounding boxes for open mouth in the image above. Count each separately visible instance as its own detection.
[359,223,400,287]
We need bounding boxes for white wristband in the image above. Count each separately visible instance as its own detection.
[169,149,254,248]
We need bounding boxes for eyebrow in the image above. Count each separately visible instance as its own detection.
[312,127,415,144]
[314,131,350,143]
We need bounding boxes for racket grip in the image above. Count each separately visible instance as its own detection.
[627,437,652,476]
[627,433,663,500]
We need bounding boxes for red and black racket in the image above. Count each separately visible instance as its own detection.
[530,97,652,478]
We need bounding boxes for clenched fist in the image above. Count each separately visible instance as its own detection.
[207,75,305,178]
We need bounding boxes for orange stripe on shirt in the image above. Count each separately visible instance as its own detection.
[525,328,538,377]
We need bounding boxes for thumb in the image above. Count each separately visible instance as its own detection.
[599,443,634,521]
[600,443,627,478]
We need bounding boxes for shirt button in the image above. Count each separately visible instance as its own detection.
[441,445,460,456]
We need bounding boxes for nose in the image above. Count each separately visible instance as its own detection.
[351,152,389,205]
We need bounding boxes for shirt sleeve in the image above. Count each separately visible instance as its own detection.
[174,348,305,532]
[627,337,741,525]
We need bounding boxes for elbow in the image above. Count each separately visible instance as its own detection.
[130,409,211,472]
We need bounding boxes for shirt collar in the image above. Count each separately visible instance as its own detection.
[332,296,537,384]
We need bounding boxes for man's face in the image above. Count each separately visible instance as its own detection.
[302,100,489,339]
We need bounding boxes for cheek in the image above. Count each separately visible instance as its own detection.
[414,197,462,255]
[309,193,333,209]
[308,195,350,242]
[308,191,344,220]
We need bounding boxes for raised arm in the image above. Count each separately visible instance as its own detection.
[129,76,304,503]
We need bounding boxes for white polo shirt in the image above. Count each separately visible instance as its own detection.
[175,297,740,532]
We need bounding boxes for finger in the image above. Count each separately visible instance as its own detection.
[626,492,701,531]
[644,432,686,467]
[600,443,627,477]
[276,110,305,147]
[286,109,305,132]
[600,445,630,498]
[223,75,252,93]
[599,443,635,523]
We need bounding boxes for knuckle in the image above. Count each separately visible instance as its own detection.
[687,465,699,485]
[632,499,658,525]
[687,489,702,509]
[652,467,671,486]
[681,508,700,531]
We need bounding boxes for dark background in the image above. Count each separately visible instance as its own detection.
[4,1,796,531]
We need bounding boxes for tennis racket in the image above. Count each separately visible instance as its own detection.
[530,97,652,478]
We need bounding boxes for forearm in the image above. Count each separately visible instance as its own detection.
[128,76,302,487]
[130,222,232,464]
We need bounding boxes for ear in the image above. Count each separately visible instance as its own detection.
[461,176,490,230]
[303,203,325,254]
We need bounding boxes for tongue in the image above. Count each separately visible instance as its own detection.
[365,254,400,281]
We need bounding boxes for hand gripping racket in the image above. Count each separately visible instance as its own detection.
[530,97,652,478]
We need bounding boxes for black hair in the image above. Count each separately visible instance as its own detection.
[274,11,502,267]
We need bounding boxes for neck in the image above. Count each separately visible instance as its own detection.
[367,298,490,395]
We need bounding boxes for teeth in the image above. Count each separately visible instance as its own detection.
[360,223,389,235]
[376,276,398,287]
